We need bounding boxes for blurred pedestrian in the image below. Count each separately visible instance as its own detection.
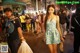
[13,8,19,17]
[44,4,64,53]
[39,12,45,33]
[59,10,68,38]
[19,13,26,31]
[35,12,41,34]
[71,7,80,53]
[1,15,5,32]
[4,8,25,53]
[25,14,31,32]
[0,6,5,32]
[30,13,36,32]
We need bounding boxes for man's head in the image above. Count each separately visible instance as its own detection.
[4,8,13,18]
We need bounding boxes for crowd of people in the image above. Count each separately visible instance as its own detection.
[0,6,70,35]
[19,11,45,34]
[0,4,80,53]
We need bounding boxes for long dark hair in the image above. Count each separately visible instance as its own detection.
[44,4,55,30]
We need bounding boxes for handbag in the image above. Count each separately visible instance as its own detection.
[18,41,33,53]
[59,42,64,52]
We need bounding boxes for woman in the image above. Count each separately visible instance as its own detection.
[44,4,64,53]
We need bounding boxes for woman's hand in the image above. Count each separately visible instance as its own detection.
[60,36,64,42]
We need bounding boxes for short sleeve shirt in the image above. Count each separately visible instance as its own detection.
[5,17,21,40]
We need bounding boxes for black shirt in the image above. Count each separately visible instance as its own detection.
[59,13,67,24]
[5,17,21,40]
[71,14,80,32]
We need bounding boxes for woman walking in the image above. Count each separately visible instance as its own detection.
[44,4,64,53]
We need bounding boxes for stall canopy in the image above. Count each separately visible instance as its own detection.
[2,0,26,5]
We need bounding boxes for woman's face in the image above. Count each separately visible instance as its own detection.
[48,7,55,14]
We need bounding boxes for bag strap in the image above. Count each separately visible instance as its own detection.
[74,18,80,27]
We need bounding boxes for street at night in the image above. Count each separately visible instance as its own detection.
[0,0,80,53]
[22,32,74,53]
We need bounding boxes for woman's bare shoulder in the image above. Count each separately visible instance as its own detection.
[56,15,59,19]
[54,15,59,21]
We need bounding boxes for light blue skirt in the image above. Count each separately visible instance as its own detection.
[45,29,61,44]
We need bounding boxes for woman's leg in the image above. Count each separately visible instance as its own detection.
[48,44,53,53]
[53,44,58,53]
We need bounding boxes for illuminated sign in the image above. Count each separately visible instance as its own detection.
[56,1,80,4]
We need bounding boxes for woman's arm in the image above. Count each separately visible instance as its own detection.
[43,15,46,32]
[56,16,64,42]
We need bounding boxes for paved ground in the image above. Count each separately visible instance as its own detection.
[0,31,76,53]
